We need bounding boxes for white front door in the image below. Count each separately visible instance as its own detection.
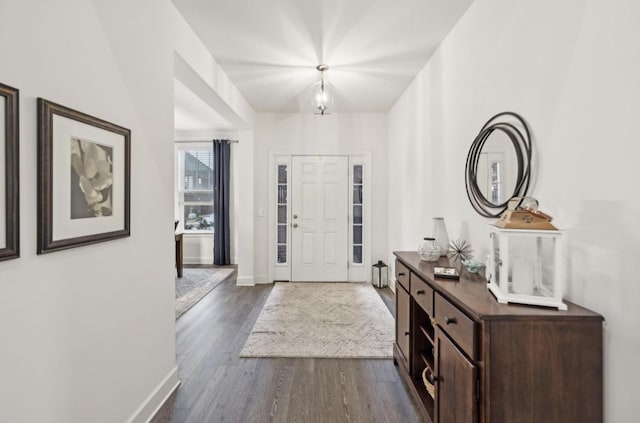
[291,156,349,281]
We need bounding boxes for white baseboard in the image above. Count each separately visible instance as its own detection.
[127,366,180,423]
[236,276,255,286]
[254,275,269,284]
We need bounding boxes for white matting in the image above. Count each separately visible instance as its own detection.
[240,282,394,359]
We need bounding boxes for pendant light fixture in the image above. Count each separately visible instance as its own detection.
[311,64,334,115]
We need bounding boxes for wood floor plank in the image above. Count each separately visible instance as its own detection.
[151,280,420,423]
[235,358,296,423]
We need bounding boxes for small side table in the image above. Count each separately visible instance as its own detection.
[175,232,183,278]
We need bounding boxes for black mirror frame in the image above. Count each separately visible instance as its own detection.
[465,112,532,218]
[0,82,19,261]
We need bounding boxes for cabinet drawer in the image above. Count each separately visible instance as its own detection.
[434,293,477,359]
[395,260,410,291]
[410,274,433,316]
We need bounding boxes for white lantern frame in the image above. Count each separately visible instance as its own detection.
[487,225,567,310]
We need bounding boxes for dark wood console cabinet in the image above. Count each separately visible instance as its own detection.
[393,252,603,423]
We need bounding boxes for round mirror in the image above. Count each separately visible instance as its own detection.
[465,112,532,217]
[475,130,518,206]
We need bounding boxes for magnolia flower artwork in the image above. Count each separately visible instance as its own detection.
[70,137,113,219]
[38,98,130,254]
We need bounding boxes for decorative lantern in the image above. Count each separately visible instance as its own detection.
[487,225,566,310]
[372,260,389,288]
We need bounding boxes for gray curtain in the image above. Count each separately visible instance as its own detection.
[213,140,231,265]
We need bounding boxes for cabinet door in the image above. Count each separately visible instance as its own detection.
[435,327,478,423]
[396,284,411,365]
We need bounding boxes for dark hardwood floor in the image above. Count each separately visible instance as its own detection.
[151,278,420,423]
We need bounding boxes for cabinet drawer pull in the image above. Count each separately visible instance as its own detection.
[444,317,457,325]
[426,369,439,384]
[398,272,406,276]
[404,331,410,336]
[416,289,425,295]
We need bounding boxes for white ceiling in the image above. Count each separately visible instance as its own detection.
[173,0,473,114]
[174,79,234,133]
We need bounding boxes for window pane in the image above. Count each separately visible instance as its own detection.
[278,205,287,224]
[184,192,214,202]
[277,245,287,264]
[277,225,287,244]
[353,246,362,264]
[352,164,364,265]
[183,205,214,230]
[353,225,362,244]
[353,205,362,224]
[183,150,213,190]
[490,160,503,203]
[276,164,288,266]
[278,185,287,204]
[354,165,363,184]
[278,165,287,184]
[353,185,363,204]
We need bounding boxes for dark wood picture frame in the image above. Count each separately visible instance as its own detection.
[37,98,131,254]
[0,83,20,261]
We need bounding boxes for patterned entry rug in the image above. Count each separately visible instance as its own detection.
[175,267,235,319]
[240,282,394,358]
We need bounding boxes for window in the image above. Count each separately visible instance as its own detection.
[276,164,288,264]
[177,146,214,232]
[489,160,502,204]
[353,164,363,264]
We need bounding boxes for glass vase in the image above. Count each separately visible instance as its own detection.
[418,237,440,262]
[432,217,449,256]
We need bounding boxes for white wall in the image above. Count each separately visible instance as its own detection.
[0,1,179,422]
[253,113,388,283]
[232,129,255,284]
[179,234,212,265]
[388,0,640,421]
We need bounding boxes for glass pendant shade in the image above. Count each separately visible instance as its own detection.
[311,65,334,115]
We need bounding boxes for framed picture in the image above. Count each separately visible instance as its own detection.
[37,98,130,254]
[434,266,460,280]
[0,83,19,261]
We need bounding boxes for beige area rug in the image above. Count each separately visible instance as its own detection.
[175,267,235,319]
[240,282,394,358]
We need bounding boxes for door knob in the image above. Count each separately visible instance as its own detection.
[292,223,298,228]
[293,214,298,219]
